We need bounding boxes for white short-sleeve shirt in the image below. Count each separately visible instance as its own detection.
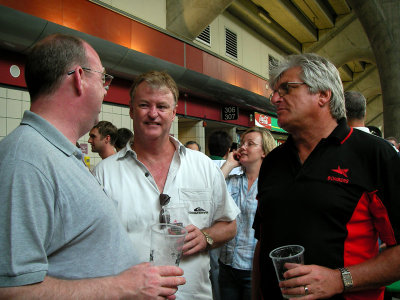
[94,137,240,300]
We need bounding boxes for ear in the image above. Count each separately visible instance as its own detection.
[318,90,331,107]
[104,135,111,144]
[72,66,84,96]
[129,105,134,119]
[171,104,177,121]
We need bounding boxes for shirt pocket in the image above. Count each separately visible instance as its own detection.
[179,188,212,229]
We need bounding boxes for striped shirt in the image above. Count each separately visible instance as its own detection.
[219,173,258,270]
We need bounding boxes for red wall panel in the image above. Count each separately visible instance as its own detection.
[62,0,132,48]
[220,61,237,86]
[236,68,258,94]
[105,78,132,106]
[130,22,184,67]
[0,50,27,88]
[203,52,221,80]
[0,0,63,25]
[185,45,203,73]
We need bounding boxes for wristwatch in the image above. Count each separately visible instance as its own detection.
[339,267,353,292]
[201,230,214,250]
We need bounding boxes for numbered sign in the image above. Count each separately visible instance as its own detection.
[222,106,239,120]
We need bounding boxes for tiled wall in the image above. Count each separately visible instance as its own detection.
[178,120,205,153]
[0,85,180,169]
[0,86,31,141]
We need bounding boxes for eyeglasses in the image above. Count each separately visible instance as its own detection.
[159,193,171,223]
[269,82,306,102]
[68,67,114,90]
[238,141,261,149]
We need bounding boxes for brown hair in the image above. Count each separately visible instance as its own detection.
[129,70,179,108]
[25,34,88,102]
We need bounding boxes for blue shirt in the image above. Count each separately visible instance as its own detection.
[219,173,258,270]
[0,111,138,287]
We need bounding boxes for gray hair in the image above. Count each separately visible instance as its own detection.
[269,53,345,120]
[344,91,366,120]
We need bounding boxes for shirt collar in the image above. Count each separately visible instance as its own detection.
[121,135,186,159]
[285,118,351,147]
[21,111,81,158]
[353,126,371,133]
[210,155,224,160]
[326,118,352,144]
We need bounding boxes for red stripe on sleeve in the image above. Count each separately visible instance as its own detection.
[342,191,396,300]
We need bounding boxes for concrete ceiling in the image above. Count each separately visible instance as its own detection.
[166,0,382,128]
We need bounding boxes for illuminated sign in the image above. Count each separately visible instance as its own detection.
[255,112,286,133]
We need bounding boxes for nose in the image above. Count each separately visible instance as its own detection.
[239,143,247,150]
[148,105,158,119]
[269,91,282,105]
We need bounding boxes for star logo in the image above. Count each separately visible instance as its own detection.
[331,166,349,177]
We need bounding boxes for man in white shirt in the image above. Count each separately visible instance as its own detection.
[94,71,239,300]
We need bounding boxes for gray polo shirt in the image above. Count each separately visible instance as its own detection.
[0,111,138,287]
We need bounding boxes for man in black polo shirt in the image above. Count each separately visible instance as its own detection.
[252,53,400,300]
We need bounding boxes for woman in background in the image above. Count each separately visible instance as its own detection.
[219,127,276,300]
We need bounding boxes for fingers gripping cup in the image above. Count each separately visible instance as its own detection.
[269,245,305,298]
[150,223,188,266]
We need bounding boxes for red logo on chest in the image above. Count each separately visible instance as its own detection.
[327,166,349,183]
[331,166,349,177]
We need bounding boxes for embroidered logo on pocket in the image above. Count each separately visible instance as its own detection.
[189,207,209,215]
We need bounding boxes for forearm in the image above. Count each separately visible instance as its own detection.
[220,153,240,178]
[252,242,261,300]
[203,220,237,248]
[348,245,400,292]
[220,162,234,178]
[0,276,118,300]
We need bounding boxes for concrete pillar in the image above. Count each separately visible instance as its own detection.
[348,0,400,140]
[167,0,234,40]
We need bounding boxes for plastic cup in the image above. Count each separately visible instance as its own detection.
[164,204,190,227]
[269,245,305,299]
[150,223,187,266]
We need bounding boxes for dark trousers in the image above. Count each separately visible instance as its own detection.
[218,261,252,300]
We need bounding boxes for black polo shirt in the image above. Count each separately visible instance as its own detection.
[254,118,400,300]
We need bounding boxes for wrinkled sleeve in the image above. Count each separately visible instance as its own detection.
[210,164,240,224]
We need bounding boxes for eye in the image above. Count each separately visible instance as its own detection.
[281,82,290,93]
[158,104,168,110]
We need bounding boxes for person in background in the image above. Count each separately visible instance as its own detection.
[184,140,201,151]
[367,125,383,137]
[0,34,184,299]
[209,131,232,161]
[253,53,400,300]
[88,120,117,159]
[345,91,399,154]
[115,127,133,152]
[344,91,370,133]
[207,130,241,300]
[219,127,276,300]
[93,70,239,300]
[385,136,399,150]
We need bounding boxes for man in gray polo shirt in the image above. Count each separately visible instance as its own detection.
[0,34,184,299]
